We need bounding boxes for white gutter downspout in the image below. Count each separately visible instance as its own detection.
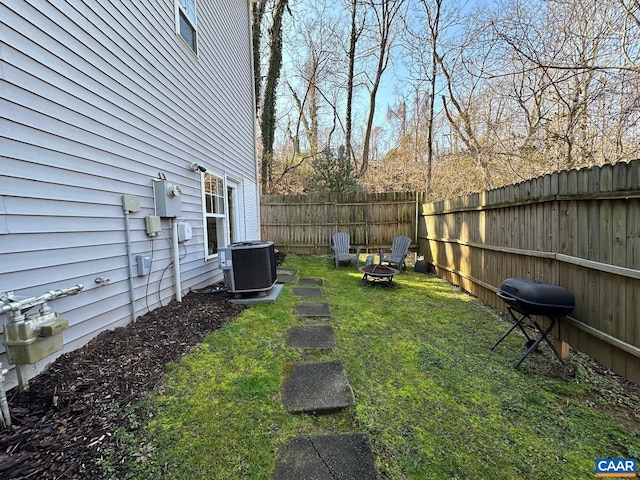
[247,0,262,236]
[123,209,137,323]
[415,191,419,250]
[172,219,182,302]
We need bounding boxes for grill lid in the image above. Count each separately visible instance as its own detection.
[498,278,575,317]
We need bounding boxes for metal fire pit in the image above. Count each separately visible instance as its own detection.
[490,278,578,377]
[358,265,400,286]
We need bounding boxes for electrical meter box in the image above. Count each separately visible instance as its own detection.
[153,179,182,217]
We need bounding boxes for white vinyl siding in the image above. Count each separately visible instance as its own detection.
[0,0,259,391]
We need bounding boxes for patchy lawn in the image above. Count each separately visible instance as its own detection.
[124,254,640,480]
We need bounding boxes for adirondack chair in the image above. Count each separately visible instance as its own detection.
[379,235,411,271]
[331,232,361,269]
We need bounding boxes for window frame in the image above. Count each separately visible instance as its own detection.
[202,172,228,260]
[225,176,245,245]
[175,0,198,54]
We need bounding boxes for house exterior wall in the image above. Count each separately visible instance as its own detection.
[0,0,260,390]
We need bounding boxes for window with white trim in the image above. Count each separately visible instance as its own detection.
[203,173,227,258]
[176,0,197,53]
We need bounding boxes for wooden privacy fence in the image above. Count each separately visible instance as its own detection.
[260,191,421,254]
[419,160,640,384]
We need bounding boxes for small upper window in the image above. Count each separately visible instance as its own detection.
[177,0,197,53]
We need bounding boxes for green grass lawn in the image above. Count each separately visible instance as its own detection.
[122,254,640,479]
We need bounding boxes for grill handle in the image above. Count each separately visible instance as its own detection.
[497,290,517,303]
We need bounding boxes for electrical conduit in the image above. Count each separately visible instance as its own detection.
[172,219,182,302]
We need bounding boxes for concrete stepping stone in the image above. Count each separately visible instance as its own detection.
[291,287,323,298]
[286,325,336,349]
[272,434,377,480]
[298,277,324,285]
[277,269,297,284]
[280,361,355,413]
[294,302,331,317]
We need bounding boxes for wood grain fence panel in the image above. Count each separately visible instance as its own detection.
[611,200,628,374]
[461,242,471,283]
[626,279,640,383]
[587,198,603,359]
[626,197,640,380]
[574,189,590,353]
[535,197,545,281]
[523,203,532,274]
[261,192,420,255]
[495,213,505,288]
[628,161,640,190]
[613,162,628,191]
[564,170,582,347]
[509,207,516,279]
[559,170,580,350]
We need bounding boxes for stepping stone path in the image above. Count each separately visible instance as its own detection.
[271,434,377,480]
[290,287,323,297]
[273,276,378,479]
[297,277,324,285]
[276,268,298,284]
[294,301,331,317]
[280,361,354,413]
[286,325,336,349]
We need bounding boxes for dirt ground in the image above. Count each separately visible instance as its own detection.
[0,289,245,480]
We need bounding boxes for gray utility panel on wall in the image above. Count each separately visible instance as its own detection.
[153,179,182,217]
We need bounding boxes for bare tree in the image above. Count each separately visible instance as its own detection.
[345,0,365,166]
[359,0,407,177]
[490,0,627,167]
[415,0,442,193]
[255,0,640,197]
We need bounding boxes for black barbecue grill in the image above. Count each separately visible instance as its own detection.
[491,278,578,377]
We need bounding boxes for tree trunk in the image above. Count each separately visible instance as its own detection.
[360,0,406,177]
[345,0,358,168]
[424,0,442,195]
[260,0,289,192]
[251,1,267,117]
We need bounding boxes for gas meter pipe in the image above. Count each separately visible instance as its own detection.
[0,363,10,428]
[1,284,84,315]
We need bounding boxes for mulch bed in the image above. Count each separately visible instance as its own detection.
[0,289,245,480]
